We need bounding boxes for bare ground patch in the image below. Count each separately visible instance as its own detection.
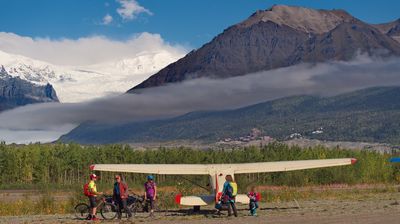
[1,191,400,224]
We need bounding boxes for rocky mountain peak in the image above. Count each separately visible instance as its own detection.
[237,5,354,34]
[129,5,400,92]
[0,65,7,76]
[0,65,11,79]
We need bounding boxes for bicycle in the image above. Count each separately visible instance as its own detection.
[128,194,163,217]
[74,194,118,220]
[127,194,146,215]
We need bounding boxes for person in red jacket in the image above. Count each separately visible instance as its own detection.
[113,174,132,219]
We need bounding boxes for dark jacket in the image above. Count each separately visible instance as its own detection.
[113,182,129,200]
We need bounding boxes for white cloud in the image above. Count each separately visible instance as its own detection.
[1,55,400,143]
[116,0,152,21]
[102,14,113,25]
[0,32,186,66]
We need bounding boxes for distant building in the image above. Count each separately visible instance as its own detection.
[262,136,274,141]
[312,130,323,134]
[289,133,302,139]
[250,128,262,138]
[223,138,232,142]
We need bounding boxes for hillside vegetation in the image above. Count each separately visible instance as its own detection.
[61,87,400,144]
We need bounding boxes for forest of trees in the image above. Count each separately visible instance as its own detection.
[0,142,399,190]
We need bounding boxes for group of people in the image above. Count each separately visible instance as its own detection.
[84,173,260,221]
[84,174,156,221]
[217,174,260,217]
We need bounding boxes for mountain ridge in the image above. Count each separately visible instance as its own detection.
[373,18,400,43]
[128,5,400,92]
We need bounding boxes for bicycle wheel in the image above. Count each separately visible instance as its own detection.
[128,201,142,216]
[156,198,169,215]
[74,203,90,220]
[100,202,118,220]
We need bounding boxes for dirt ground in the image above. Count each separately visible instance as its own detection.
[1,191,400,224]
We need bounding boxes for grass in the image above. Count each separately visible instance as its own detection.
[262,185,398,203]
[0,193,69,216]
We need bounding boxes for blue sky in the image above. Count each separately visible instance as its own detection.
[0,0,399,48]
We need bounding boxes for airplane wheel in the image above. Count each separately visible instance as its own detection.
[193,205,200,212]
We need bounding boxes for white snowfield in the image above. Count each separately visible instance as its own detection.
[0,50,184,102]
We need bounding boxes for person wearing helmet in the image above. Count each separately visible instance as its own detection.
[88,174,103,221]
[144,175,157,216]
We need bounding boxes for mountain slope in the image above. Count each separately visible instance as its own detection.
[128,5,400,92]
[0,66,58,111]
[60,87,400,144]
[373,19,400,43]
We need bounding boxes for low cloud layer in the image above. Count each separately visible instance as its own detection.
[1,55,400,144]
[0,32,186,66]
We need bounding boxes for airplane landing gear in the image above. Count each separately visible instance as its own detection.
[193,206,201,212]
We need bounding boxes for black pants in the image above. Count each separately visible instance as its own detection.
[115,197,132,218]
[147,198,155,211]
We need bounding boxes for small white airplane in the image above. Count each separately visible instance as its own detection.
[90,158,357,208]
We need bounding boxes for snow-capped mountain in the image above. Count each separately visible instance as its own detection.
[0,65,58,111]
[0,50,184,102]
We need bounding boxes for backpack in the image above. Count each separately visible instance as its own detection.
[83,183,91,196]
[256,192,261,202]
[230,182,238,197]
[224,182,237,198]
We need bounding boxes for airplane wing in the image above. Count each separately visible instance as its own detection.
[90,164,210,175]
[232,158,357,174]
[91,158,356,175]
